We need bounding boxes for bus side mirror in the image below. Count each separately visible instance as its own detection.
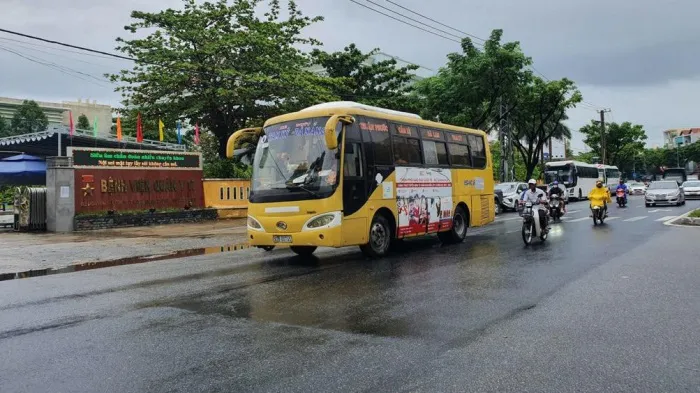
[324,115,353,151]
[226,127,262,158]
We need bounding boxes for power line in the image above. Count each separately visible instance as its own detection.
[0,28,135,61]
[360,0,464,40]
[0,36,127,61]
[348,0,461,44]
[0,38,122,69]
[383,0,487,43]
[0,45,112,88]
[352,2,607,111]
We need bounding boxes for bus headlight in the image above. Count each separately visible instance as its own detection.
[247,216,264,231]
[303,211,342,231]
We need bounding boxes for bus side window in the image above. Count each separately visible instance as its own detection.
[344,142,363,177]
[392,136,421,165]
[469,135,486,168]
[447,143,471,166]
[422,140,449,165]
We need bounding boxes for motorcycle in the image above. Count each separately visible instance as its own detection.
[549,194,563,221]
[616,188,627,207]
[591,204,606,225]
[520,200,549,245]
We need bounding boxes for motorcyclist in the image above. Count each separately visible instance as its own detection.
[588,179,612,217]
[615,179,628,204]
[548,180,566,213]
[521,179,549,231]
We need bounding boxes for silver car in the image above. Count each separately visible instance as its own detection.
[628,182,646,195]
[645,181,685,207]
[681,180,700,199]
[495,182,528,211]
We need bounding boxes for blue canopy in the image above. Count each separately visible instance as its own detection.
[0,154,46,185]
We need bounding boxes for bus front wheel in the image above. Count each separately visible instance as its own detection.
[290,246,317,257]
[438,206,468,244]
[360,214,392,258]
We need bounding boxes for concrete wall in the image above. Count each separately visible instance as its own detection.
[203,179,250,208]
[74,209,217,231]
[46,166,75,232]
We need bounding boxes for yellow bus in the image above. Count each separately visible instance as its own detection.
[227,102,495,258]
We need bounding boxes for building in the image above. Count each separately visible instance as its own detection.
[662,128,700,148]
[0,96,112,136]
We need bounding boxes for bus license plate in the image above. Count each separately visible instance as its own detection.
[273,235,292,243]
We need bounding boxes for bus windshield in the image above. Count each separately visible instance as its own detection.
[251,117,339,201]
[544,165,573,185]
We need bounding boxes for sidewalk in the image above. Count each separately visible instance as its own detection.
[0,219,248,275]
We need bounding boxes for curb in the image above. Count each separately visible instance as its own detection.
[664,209,700,228]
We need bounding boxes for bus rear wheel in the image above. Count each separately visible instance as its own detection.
[290,246,317,257]
[438,206,468,244]
[360,214,392,258]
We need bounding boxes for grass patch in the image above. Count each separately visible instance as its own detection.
[689,209,700,218]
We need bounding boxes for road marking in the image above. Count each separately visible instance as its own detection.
[624,216,648,222]
[605,216,620,221]
[648,209,672,213]
[568,217,590,222]
[656,216,676,222]
[497,216,522,221]
[566,210,580,214]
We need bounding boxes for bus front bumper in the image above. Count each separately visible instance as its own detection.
[248,225,343,248]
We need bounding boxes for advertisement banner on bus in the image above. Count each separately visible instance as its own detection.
[396,167,453,237]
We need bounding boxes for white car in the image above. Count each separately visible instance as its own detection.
[682,180,700,199]
[645,181,685,207]
[495,182,528,211]
[628,182,646,195]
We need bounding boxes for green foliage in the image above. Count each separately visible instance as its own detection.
[76,114,91,130]
[204,157,252,179]
[0,185,14,203]
[579,121,647,173]
[0,116,8,137]
[415,29,532,129]
[109,0,339,157]
[311,44,420,113]
[510,77,582,179]
[10,100,48,135]
[689,209,700,218]
[491,140,537,181]
[572,151,597,164]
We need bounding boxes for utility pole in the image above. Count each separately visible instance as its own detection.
[498,97,513,182]
[599,109,611,165]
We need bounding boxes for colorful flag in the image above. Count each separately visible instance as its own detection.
[136,112,143,142]
[194,123,200,145]
[116,116,122,141]
[176,120,182,145]
[68,111,74,137]
[158,119,164,142]
[92,116,98,137]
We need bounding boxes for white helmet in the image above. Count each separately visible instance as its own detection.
[528,179,537,185]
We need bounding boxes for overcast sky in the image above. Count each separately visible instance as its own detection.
[2,0,699,150]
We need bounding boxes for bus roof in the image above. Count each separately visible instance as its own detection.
[263,101,487,137]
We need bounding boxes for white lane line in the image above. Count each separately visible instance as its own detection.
[568,217,590,223]
[497,216,522,221]
[656,216,676,222]
[624,216,648,222]
[565,210,580,214]
[605,216,620,221]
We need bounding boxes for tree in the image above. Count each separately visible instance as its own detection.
[579,121,647,173]
[109,0,340,157]
[414,29,532,130]
[76,114,91,130]
[10,100,48,135]
[491,140,537,181]
[192,129,251,178]
[0,116,8,138]
[509,77,582,179]
[311,44,420,112]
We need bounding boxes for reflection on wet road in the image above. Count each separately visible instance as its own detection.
[1,198,699,392]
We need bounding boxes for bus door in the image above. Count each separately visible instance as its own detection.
[341,121,369,245]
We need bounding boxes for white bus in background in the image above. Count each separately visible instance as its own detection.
[544,161,620,200]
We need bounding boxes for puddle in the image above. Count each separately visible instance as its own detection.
[0,243,251,282]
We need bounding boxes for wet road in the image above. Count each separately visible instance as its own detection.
[1,197,700,392]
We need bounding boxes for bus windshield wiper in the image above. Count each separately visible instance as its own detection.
[285,182,321,198]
